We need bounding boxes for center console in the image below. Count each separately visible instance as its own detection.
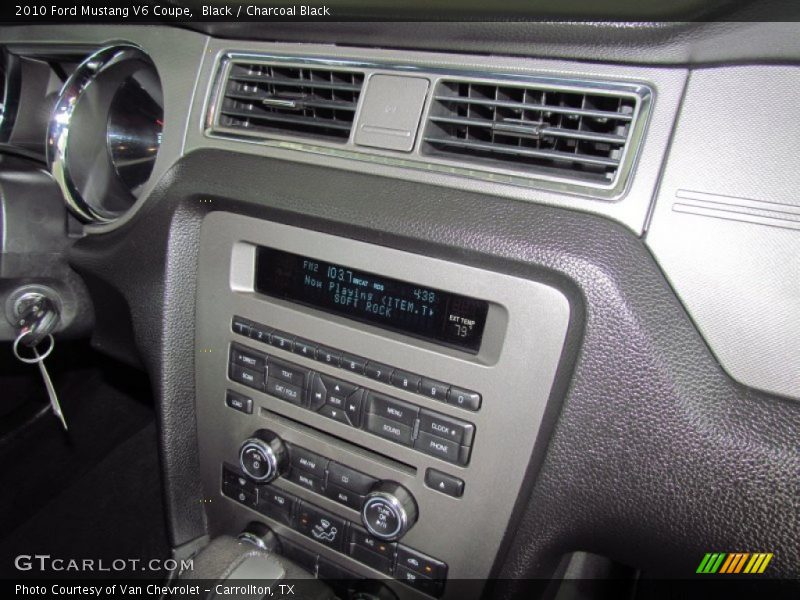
[195,212,570,599]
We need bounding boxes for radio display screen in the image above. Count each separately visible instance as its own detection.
[255,247,488,352]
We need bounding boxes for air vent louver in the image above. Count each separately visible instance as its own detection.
[423,80,640,185]
[218,61,364,142]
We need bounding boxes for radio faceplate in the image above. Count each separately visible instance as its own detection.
[195,212,570,599]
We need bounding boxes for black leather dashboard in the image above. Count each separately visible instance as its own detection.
[68,149,800,580]
[185,19,800,66]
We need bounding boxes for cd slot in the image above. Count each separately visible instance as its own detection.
[259,407,417,477]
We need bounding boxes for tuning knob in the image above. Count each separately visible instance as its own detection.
[238,430,288,483]
[361,481,418,541]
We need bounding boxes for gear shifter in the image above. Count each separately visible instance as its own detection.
[176,523,334,600]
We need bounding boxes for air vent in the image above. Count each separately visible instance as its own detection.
[423,79,642,186]
[217,61,365,142]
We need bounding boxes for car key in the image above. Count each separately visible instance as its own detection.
[34,340,68,431]
[13,334,67,431]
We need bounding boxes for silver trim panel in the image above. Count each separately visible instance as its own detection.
[196,213,571,597]
[186,39,687,235]
[0,29,687,234]
[206,52,652,200]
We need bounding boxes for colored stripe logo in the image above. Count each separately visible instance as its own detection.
[696,552,773,574]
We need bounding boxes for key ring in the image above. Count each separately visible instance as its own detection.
[12,331,55,364]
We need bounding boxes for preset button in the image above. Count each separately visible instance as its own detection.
[269,331,295,352]
[390,369,421,393]
[341,353,367,374]
[447,386,481,411]
[364,361,393,384]
[419,377,449,401]
[316,346,342,367]
[231,317,252,337]
[250,323,272,344]
[292,338,317,359]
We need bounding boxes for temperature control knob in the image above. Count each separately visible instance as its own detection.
[239,430,288,483]
[361,481,418,541]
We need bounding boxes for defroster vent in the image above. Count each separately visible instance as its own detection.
[423,79,644,186]
[217,61,365,142]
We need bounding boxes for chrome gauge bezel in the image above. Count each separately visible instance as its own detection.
[46,44,163,223]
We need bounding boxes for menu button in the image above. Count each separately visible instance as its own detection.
[366,392,418,427]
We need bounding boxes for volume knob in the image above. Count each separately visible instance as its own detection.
[238,430,288,483]
[361,481,418,541]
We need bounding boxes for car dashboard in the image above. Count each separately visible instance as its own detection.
[0,19,797,600]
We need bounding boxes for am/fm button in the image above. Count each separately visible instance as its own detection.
[288,445,328,478]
